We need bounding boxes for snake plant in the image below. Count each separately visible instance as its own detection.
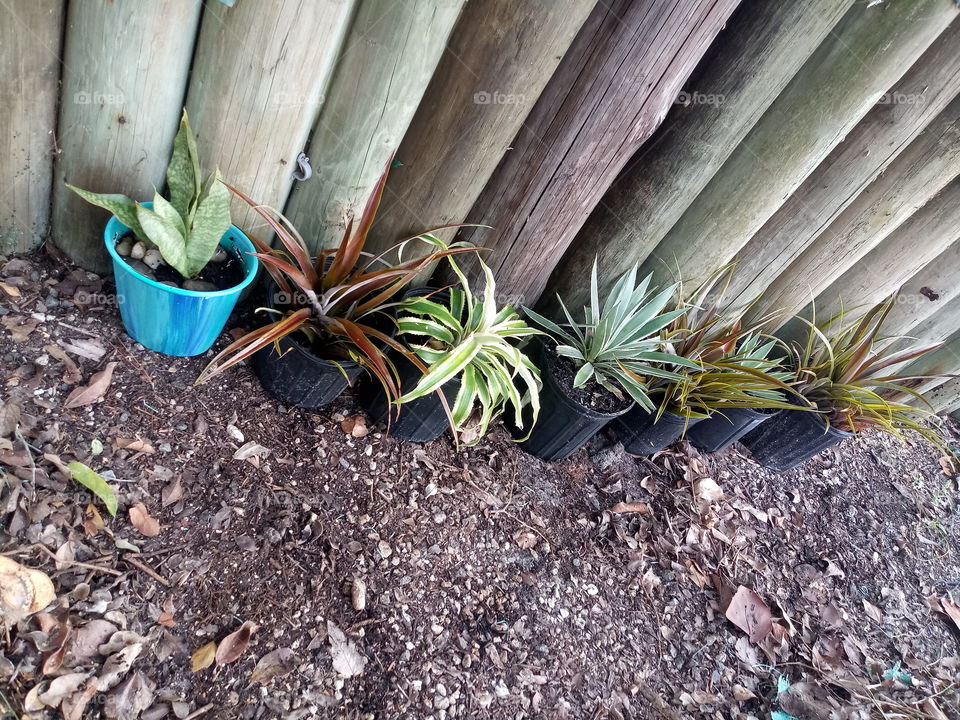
[524,259,696,412]
[68,109,230,279]
[394,258,542,445]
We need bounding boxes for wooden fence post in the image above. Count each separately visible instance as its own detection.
[283,0,465,254]
[456,0,740,306]
[0,1,63,254]
[368,0,594,255]
[883,240,960,339]
[52,0,202,273]
[922,378,960,413]
[749,95,960,327]
[541,0,852,311]
[185,0,356,235]
[726,25,960,313]
[799,178,960,323]
[636,0,958,294]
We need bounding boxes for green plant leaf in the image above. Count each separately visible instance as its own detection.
[137,203,189,276]
[166,109,200,219]
[68,461,117,517]
[185,170,231,277]
[66,186,145,240]
[152,191,187,239]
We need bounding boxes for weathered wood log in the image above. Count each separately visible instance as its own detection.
[638,0,958,295]
[883,240,960,339]
[728,24,960,313]
[922,377,960,413]
[283,0,465,254]
[798,178,960,324]
[456,0,740,306]
[369,0,594,255]
[185,0,355,234]
[750,95,960,327]
[52,0,202,273]
[0,1,63,254]
[541,0,852,311]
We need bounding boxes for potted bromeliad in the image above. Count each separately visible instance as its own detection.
[68,110,258,356]
[521,260,694,461]
[740,296,947,471]
[195,160,473,408]
[612,271,798,455]
[363,256,542,445]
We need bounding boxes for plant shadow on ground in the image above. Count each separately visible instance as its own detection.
[1,251,959,719]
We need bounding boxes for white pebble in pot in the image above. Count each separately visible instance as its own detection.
[130,241,147,260]
[115,238,133,257]
[210,246,229,263]
[143,248,164,270]
[182,279,217,292]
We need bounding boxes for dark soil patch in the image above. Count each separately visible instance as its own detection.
[1,249,959,720]
[546,349,632,414]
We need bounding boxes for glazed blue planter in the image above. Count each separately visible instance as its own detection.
[103,203,258,357]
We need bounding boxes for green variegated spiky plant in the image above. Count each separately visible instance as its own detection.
[68,109,231,279]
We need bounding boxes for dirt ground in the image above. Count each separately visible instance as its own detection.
[2,249,960,720]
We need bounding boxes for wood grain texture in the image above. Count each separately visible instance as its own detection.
[727,23,960,313]
[455,0,741,306]
[750,96,960,327]
[896,323,960,397]
[185,0,355,235]
[368,0,594,255]
[803,178,960,322]
[283,0,465,254]
[882,240,960,339]
[541,0,852,312]
[52,0,202,272]
[921,377,960,413]
[639,0,958,294]
[0,0,63,253]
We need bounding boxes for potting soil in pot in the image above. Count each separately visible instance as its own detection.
[546,351,633,414]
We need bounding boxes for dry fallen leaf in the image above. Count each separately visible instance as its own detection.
[513,530,538,549]
[64,361,117,409]
[609,501,650,514]
[0,281,21,297]
[216,620,258,666]
[341,415,369,438]
[97,642,143,691]
[0,556,55,622]
[161,477,183,507]
[938,455,957,477]
[82,504,105,537]
[725,585,773,643]
[191,642,217,672]
[328,620,366,677]
[249,647,296,685]
[157,596,175,628]
[113,437,155,454]
[939,596,960,631]
[104,671,154,720]
[2,315,39,342]
[0,397,22,437]
[128,503,160,537]
[37,672,90,708]
[43,344,82,384]
[862,599,883,624]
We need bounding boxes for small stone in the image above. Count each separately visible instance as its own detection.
[433,512,446,525]
[158,442,172,453]
[130,241,147,260]
[126,259,155,280]
[351,578,366,611]
[182,279,216,293]
[115,238,133,257]
[210,246,229,263]
[143,248,164,269]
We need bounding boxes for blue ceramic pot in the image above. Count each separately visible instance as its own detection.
[103,203,258,357]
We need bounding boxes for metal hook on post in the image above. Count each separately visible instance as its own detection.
[293,152,312,182]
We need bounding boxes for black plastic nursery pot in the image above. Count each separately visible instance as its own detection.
[738,407,853,472]
[687,407,777,454]
[360,287,459,443]
[613,407,705,456]
[361,351,461,443]
[517,341,633,461]
[252,335,361,409]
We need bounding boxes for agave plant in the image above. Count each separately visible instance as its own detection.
[788,296,946,442]
[523,259,697,412]
[195,158,476,401]
[393,257,542,445]
[68,109,230,279]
